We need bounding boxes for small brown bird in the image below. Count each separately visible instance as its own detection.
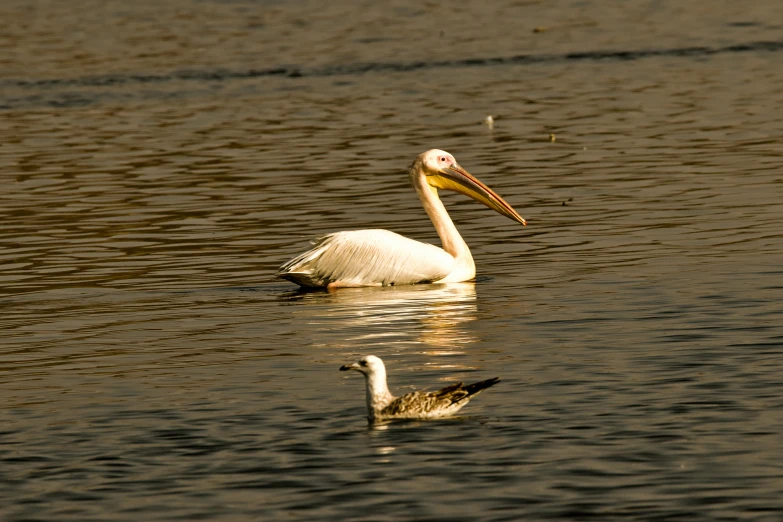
[339,355,500,421]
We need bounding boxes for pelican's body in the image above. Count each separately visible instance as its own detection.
[277,149,526,288]
[339,355,500,422]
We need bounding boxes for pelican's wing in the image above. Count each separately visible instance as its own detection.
[277,229,455,288]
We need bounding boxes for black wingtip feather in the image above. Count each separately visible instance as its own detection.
[464,377,501,395]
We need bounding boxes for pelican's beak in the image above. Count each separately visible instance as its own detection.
[431,164,527,225]
[340,363,360,372]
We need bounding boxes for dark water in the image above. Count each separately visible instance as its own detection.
[2,0,782,520]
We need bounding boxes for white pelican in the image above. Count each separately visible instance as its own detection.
[339,355,500,421]
[277,149,526,288]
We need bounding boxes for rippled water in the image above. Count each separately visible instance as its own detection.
[2,0,782,520]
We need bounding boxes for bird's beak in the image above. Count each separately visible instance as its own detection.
[430,164,527,225]
[340,363,360,372]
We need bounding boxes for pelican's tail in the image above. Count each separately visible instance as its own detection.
[276,234,335,287]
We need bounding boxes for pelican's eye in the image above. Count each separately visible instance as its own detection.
[439,156,447,163]
[359,360,368,367]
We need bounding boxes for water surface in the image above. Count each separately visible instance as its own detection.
[1,0,782,520]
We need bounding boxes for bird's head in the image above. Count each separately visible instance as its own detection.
[411,149,526,226]
[340,355,386,376]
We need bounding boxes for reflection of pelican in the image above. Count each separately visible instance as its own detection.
[340,355,500,421]
[284,283,477,350]
[277,149,526,288]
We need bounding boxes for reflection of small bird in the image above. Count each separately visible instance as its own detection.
[340,355,500,421]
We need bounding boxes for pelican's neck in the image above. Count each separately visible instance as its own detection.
[415,181,474,266]
[364,369,394,419]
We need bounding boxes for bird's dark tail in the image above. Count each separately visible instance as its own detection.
[464,377,501,396]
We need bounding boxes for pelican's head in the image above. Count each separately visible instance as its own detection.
[411,149,526,226]
[340,355,386,376]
